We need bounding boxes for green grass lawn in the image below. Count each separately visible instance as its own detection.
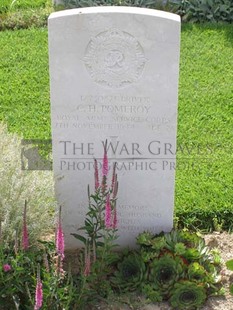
[0,28,50,138]
[176,24,233,231]
[0,24,232,231]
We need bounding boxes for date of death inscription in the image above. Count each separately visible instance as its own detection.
[54,95,174,132]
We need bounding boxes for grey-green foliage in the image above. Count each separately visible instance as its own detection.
[60,0,233,23]
[0,123,55,246]
[61,0,171,10]
[0,0,49,14]
[171,0,233,22]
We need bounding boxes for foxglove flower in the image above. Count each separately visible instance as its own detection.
[22,201,29,250]
[56,206,65,260]
[105,194,111,229]
[34,266,43,310]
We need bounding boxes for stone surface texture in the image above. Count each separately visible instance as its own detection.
[49,7,180,249]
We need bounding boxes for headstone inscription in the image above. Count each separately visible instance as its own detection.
[48,7,181,249]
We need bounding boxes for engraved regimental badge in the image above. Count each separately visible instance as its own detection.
[84,29,147,88]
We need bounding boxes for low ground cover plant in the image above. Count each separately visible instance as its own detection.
[226,259,233,295]
[135,230,223,307]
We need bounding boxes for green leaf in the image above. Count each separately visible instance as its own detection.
[70,233,86,245]
[226,259,233,271]
[85,219,93,226]
[230,284,233,295]
[175,243,186,255]
[76,226,86,231]
[96,241,104,247]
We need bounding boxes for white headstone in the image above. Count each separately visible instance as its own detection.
[48,7,180,249]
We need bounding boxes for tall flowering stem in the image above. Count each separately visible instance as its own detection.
[71,140,119,279]
[94,158,99,190]
[112,206,117,230]
[34,265,43,310]
[101,141,109,194]
[105,194,112,229]
[92,238,96,263]
[84,242,91,277]
[102,140,109,177]
[14,229,19,254]
[22,200,29,250]
[56,206,65,263]
[111,162,117,192]
[112,176,119,200]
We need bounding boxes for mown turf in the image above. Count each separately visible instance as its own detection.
[0,24,232,230]
[176,24,233,231]
[0,28,50,139]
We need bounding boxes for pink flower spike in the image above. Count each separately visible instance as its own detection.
[3,264,11,272]
[84,245,91,276]
[111,162,117,191]
[56,206,65,260]
[34,267,43,310]
[94,158,99,190]
[112,177,118,199]
[105,194,112,229]
[112,207,117,230]
[102,142,109,177]
[22,201,29,250]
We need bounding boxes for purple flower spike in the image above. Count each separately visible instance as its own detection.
[111,162,117,191]
[112,176,118,200]
[34,266,43,310]
[105,194,112,229]
[84,245,91,276]
[112,207,117,230]
[102,141,109,177]
[94,158,100,190]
